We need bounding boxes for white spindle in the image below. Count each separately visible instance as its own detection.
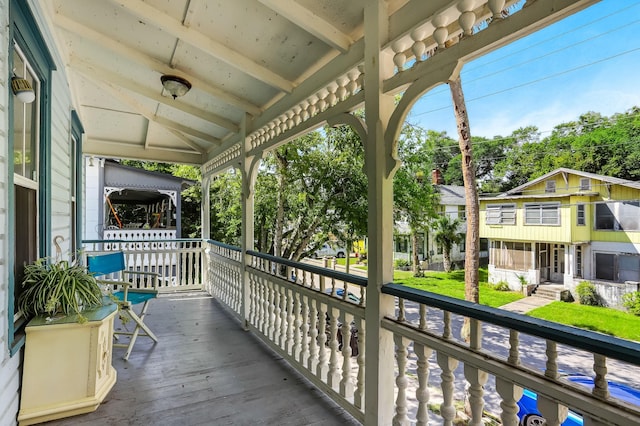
[414,343,433,426]
[393,334,409,426]
[538,396,568,426]
[354,316,365,410]
[496,378,523,426]
[437,352,459,426]
[340,312,354,397]
[545,340,559,379]
[308,298,319,371]
[317,302,329,380]
[464,364,488,426]
[328,307,340,388]
[593,354,609,399]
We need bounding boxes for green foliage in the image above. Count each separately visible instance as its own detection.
[493,281,511,291]
[528,302,640,342]
[394,258,410,269]
[18,258,104,322]
[394,268,522,308]
[575,281,601,306]
[623,292,640,316]
[413,270,425,278]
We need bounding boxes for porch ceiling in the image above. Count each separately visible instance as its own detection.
[40,0,597,167]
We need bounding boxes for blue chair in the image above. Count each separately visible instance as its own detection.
[87,251,159,360]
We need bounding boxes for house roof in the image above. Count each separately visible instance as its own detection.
[503,168,640,196]
[104,160,195,191]
[436,185,466,206]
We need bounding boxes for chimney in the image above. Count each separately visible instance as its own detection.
[432,169,443,185]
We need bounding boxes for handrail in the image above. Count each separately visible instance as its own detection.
[382,282,640,365]
[206,239,242,252]
[83,238,201,244]
[247,249,368,288]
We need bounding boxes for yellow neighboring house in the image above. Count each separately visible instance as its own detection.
[480,168,640,307]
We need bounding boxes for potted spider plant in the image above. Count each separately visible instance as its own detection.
[17,257,118,426]
[18,257,104,322]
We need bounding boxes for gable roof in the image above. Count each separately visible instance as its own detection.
[504,168,640,196]
[437,185,466,206]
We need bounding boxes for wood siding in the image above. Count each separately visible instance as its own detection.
[0,0,21,423]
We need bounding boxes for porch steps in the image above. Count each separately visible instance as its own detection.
[532,284,572,301]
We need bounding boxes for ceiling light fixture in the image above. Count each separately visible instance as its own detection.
[11,73,35,104]
[160,75,192,99]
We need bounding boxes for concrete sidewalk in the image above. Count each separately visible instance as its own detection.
[498,296,554,314]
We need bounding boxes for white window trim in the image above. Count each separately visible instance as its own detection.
[486,203,516,225]
[524,202,561,226]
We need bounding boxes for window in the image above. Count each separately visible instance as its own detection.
[525,203,560,225]
[9,0,55,354]
[486,204,516,225]
[71,111,84,254]
[576,204,586,226]
[490,241,532,271]
[595,253,640,283]
[545,180,556,193]
[579,178,591,191]
[458,205,466,220]
[576,245,582,278]
[595,201,640,231]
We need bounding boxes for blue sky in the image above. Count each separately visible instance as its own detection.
[407,0,640,139]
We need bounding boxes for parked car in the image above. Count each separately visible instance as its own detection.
[312,242,346,258]
[517,374,640,426]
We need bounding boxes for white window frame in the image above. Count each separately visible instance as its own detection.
[545,180,556,193]
[579,178,591,191]
[524,202,560,226]
[576,204,586,226]
[486,204,516,225]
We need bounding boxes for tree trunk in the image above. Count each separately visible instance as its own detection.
[273,152,287,258]
[443,248,452,273]
[449,76,480,304]
[345,238,352,274]
[411,231,419,274]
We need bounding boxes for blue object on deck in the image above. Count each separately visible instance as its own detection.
[86,251,159,361]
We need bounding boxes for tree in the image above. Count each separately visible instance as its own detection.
[449,75,480,305]
[432,215,463,273]
[393,125,439,273]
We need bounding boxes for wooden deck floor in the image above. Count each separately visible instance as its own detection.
[45,292,359,426]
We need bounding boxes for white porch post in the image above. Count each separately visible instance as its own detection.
[202,175,211,291]
[241,114,257,330]
[364,1,397,424]
[201,176,211,240]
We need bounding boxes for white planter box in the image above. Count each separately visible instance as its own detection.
[18,302,118,425]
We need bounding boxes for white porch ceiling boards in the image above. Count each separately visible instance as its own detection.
[41,0,599,166]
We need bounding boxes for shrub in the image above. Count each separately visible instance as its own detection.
[575,281,600,306]
[394,258,409,269]
[413,270,425,278]
[493,281,510,291]
[359,250,367,261]
[623,291,640,316]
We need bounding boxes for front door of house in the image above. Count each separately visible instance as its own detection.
[551,244,565,283]
[538,243,549,282]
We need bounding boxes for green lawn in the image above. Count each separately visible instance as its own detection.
[393,269,524,308]
[335,257,364,266]
[527,302,640,342]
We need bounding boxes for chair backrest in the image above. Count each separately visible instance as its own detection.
[87,252,126,277]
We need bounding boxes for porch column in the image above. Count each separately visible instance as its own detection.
[201,176,211,240]
[363,1,397,424]
[241,114,258,330]
[201,176,211,292]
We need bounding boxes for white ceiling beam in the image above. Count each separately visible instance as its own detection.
[82,77,209,153]
[257,0,352,53]
[84,138,204,165]
[69,57,239,133]
[53,13,262,116]
[111,0,294,93]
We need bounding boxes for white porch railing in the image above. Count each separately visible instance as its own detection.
[206,240,368,422]
[201,240,640,424]
[103,229,177,241]
[83,239,203,292]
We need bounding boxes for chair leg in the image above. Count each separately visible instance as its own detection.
[114,300,158,361]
